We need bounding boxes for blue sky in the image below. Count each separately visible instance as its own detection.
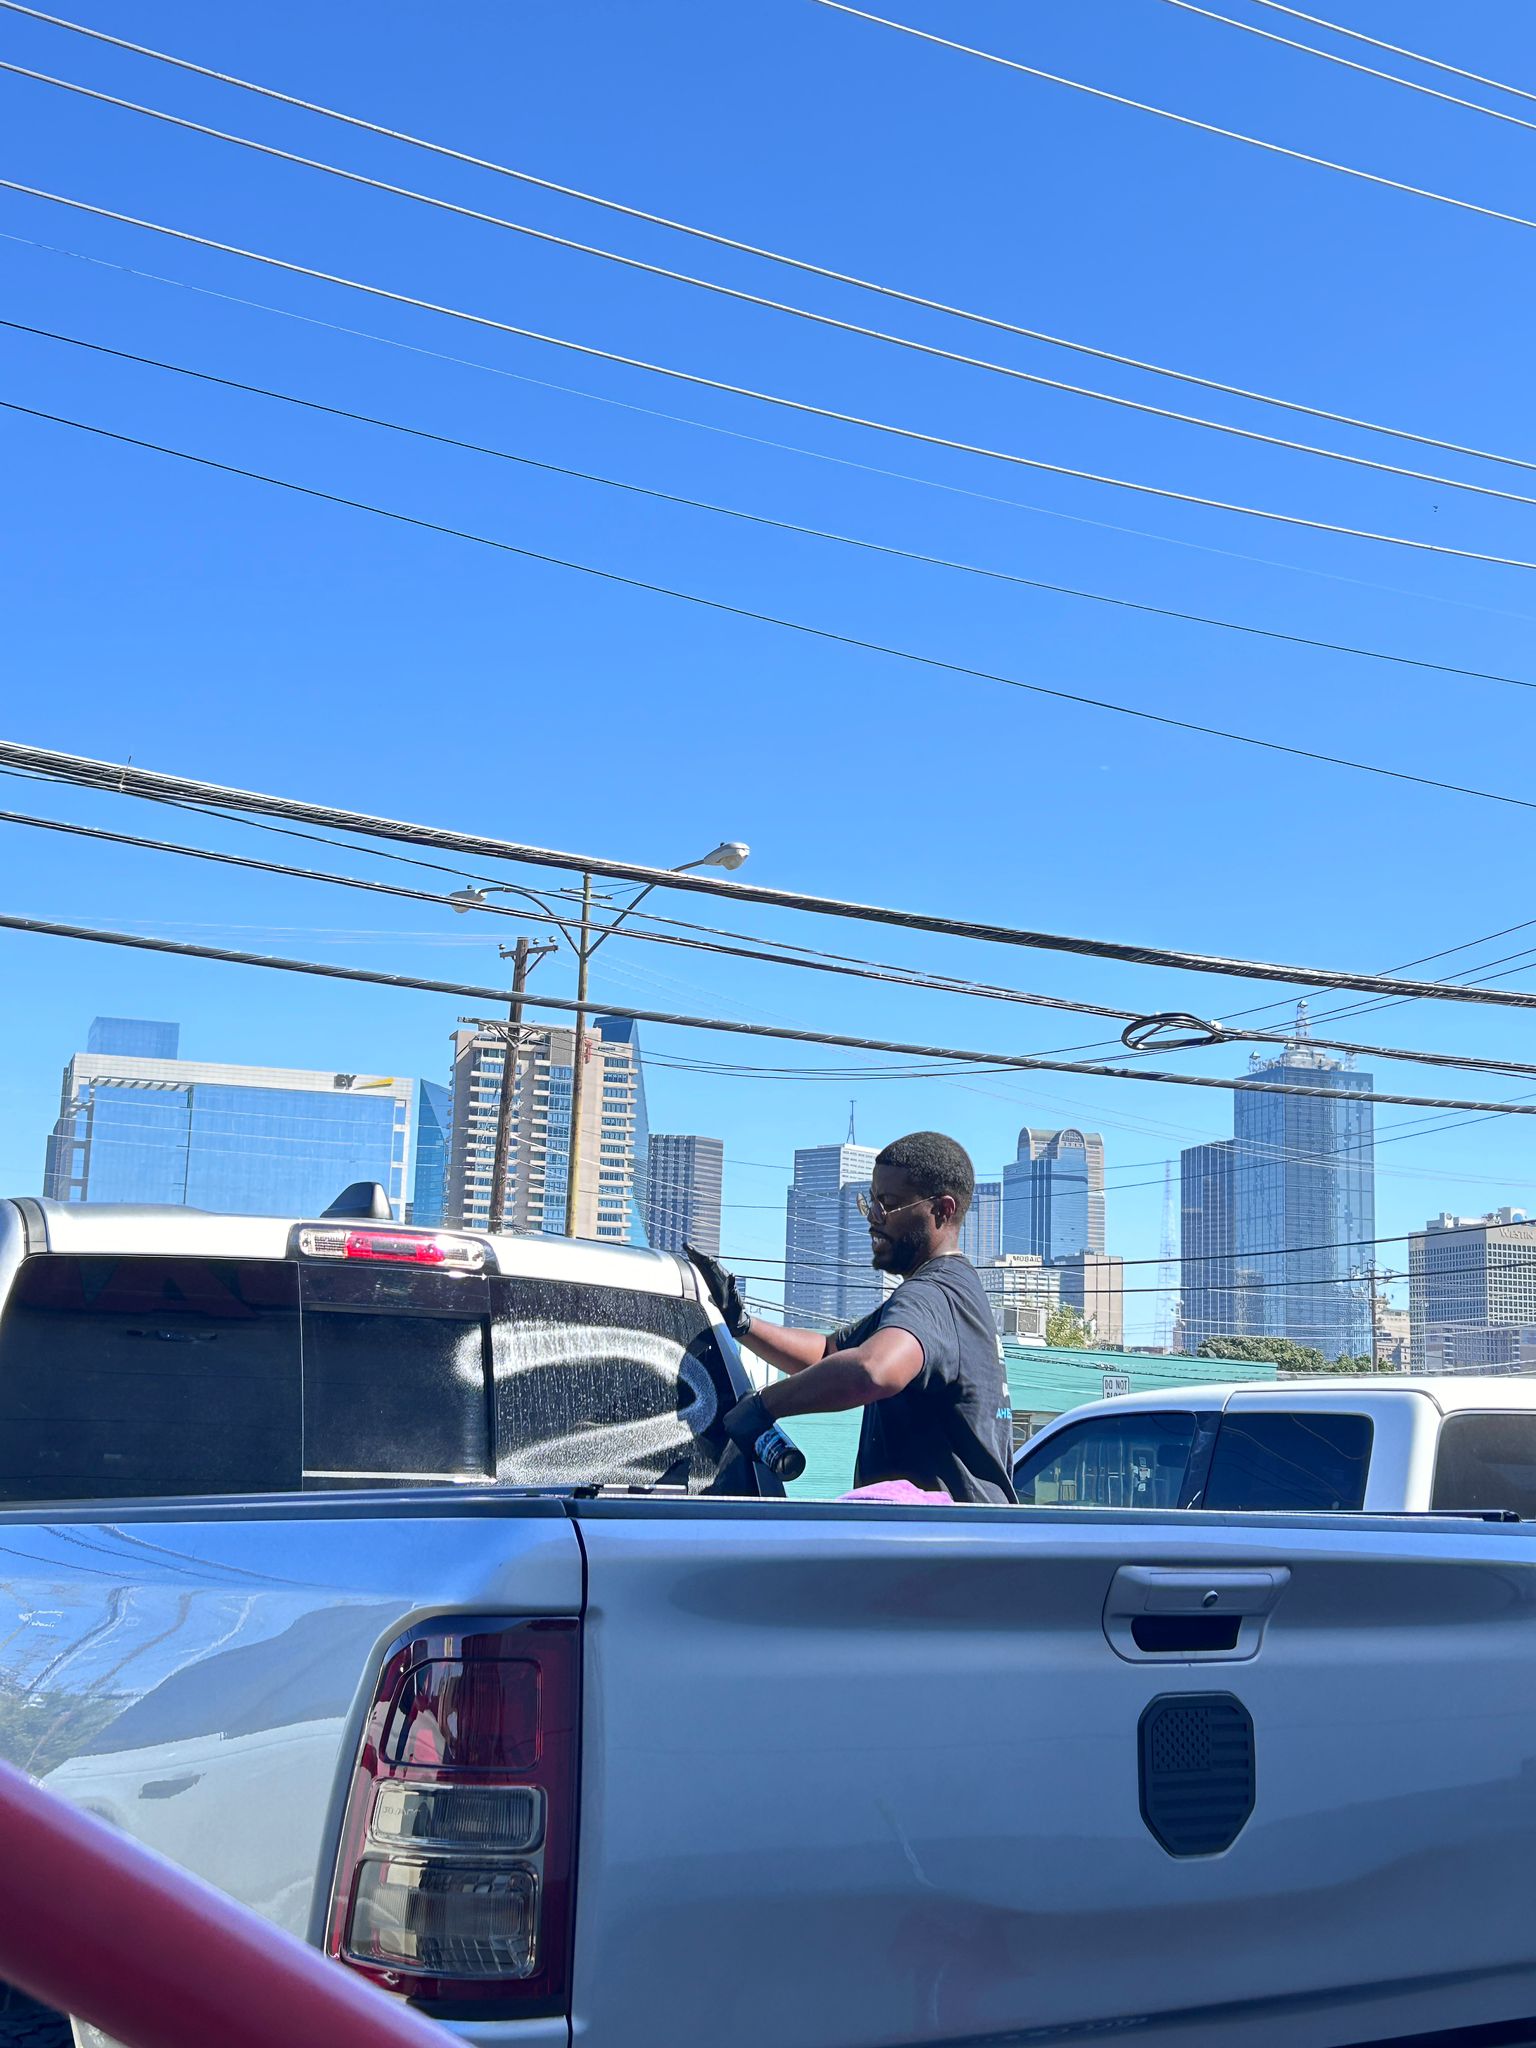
[3,0,1535,1341]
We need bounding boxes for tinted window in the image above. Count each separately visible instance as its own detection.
[1014,1411,1196,1508]
[299,1265,492,1484]
[491,1276,741,1491]
[0,1256,300,1499]
[1433,1414,1536,1518]
[1203,1411,1372,1511]
[0,1256,756,1501]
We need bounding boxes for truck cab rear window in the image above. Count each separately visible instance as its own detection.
[0,1255,301,1499]
[0,1255,750,1502]
[1202,1411,1372,1512]
[1432,1414,1536,1518]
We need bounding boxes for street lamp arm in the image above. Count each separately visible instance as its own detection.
[585,843,750,959]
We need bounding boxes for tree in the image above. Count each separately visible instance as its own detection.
[1197,1335,1327,1372]
[1198,1335,1382,1374]
[1047,1304,1090,1349]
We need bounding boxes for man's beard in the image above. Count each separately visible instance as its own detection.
[870,1229,925,1276]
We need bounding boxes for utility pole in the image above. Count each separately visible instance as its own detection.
[450,847,745,1242]
[563,871,595,1239]
[490,935,555,1232]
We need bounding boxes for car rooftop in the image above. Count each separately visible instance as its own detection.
[1031,1377,1536,1421]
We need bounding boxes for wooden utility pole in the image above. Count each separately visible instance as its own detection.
[490,935,554,1232]
[563,872,594,1238]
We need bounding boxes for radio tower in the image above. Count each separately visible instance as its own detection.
[1154,1161,1178,1351]
[846,1101,858,1146]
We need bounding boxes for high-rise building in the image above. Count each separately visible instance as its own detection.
[88,1017,180,1061]
[1409,1210,1536,1370]
[444,1014,646,1241]
[645,1134,724,1256]
[1373,1299,1411,1371]
[410,1079,452,1226]
[1053,1251,1125,1348]
[1231,1036,1375,1359]
[1002,1128,1105,1264]
[1180,1140,1248,1349]
[43,1018,417,1217]
[784,1142,882,1330]
[978,1253,1061,1342]
[958,1179,1002,1265]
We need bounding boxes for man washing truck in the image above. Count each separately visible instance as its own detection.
[690,1130,1017,1503]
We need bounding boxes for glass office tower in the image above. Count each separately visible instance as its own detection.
[1231,1044,1375,1359]
[1002,1128,1106,1264]
[44,1019,416,1218]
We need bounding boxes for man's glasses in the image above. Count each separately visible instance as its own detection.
[856,1190,926,1223]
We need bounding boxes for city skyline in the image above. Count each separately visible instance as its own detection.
[23,1007,1536,1364]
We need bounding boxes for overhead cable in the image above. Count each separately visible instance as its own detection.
[8,180,1536,574]
[1155,0,1536,132]
[6,0,1532,478]
[9,314,1535,699]
[9,399,1536,825]
[813,1,1536,237]
[25,225,1536,637]
[6,909,1536,1115]
[10,61,1536,515]
[1245,0,1536,109]
[12,802,1536,1085]
[9,736,1536,1005]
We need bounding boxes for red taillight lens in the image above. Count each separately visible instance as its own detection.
[296,1227,488,1270]
[327,1619,578,2014]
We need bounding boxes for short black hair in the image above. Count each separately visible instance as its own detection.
[875,1131,975,1220]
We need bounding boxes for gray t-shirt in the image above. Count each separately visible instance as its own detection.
[832,1254,1016,1504]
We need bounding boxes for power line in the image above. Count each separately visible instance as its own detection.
[813,1,1536,236]
[730,1244,1407,1297]
[11,60,1536,519]
[9,179,1536,575]
[8,0,1533,479]
[22,227,1536,649]
[10,396,1536,836]
[9,736,1536,1007]
[1155,0,1536,133]
[5,909,1536,1115]
[1245,0,1536,110]
[11,312,1536,700]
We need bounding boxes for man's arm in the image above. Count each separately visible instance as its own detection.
[758,1325,924,1418]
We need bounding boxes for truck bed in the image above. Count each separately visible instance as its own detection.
[3,1489,1536,2048]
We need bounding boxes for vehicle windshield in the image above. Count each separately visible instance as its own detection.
[0,1254,752,1501]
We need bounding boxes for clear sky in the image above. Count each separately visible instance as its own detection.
[3,0,1535,1342]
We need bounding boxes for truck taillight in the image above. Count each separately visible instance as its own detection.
[297,1226,488,1270]
[326,1618,579,2015]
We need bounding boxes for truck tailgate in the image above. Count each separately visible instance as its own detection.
[0,1494,580,1949]
[571,1500,1536,2048]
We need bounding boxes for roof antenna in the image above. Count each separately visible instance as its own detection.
[1294,998,1311,1041]
[847,1099,858,1146]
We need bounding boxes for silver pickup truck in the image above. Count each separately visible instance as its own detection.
[3,1195,1536,2048]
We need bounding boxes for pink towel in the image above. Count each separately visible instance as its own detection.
[836,1479,951,1504]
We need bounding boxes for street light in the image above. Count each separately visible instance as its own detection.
[448,846,750,1239]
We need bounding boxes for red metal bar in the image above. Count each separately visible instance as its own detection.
[0,1758,449,2048]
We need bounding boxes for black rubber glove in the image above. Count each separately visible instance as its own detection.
[722,1392,807,1483]
[686,1244,752,1340]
